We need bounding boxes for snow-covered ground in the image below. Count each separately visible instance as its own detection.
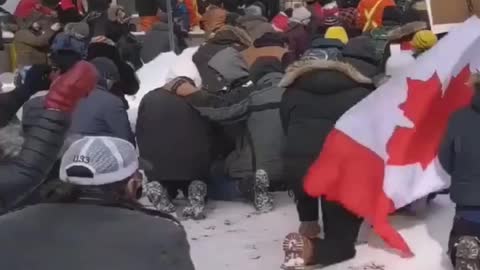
[0,35,456,270]
[181,193,454,270]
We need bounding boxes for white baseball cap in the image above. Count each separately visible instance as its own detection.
[60,136,139,186]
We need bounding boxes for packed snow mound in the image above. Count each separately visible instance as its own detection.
[126,47,199,129]
[165,47,202,88]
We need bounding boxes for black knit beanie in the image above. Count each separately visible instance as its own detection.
[249,56,284,83]
[254,32,287,48]
[382,6,402,25]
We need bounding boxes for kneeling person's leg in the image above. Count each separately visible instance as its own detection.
[145,181,176,213]
[449,217,480,270]
[183,180,208,220]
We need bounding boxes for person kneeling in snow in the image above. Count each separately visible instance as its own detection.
[136,77,212,220]
[439,74,480,270]
[0,136,195,270]
[279,36,379,269]
[174,53,287,213]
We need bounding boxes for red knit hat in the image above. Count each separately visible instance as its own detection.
[272,13,289,32]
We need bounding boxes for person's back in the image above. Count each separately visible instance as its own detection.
[70,87,128,136]
[70,57,135,144]
[136,86,212,184]
[137,78,211,219]
[440,80,480,208]
[442,103,480,206]
[237,57,286,185]
[0,136,195,270]
[439,78,480,270]
[279,38,378,269]
[0,203,194,270]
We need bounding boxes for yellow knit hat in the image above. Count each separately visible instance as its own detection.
[411,30,438,53]
[325,26,349,44]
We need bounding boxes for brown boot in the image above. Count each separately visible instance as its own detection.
[281,233,316,270]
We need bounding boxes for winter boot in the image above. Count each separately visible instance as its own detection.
[454,236,480,270]
[281,233,316,270]
[253,169,274,213]
[183,180,207,220]
[145,181,176,214]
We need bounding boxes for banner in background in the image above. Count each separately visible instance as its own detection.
[427,0,480,33]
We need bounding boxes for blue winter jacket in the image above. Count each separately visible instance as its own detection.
[70,81,135,144]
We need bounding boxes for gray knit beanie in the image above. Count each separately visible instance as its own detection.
[90,57,120,82]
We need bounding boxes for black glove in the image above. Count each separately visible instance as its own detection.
[16,64,53,96]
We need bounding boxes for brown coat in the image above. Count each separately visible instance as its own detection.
[14,28,55,68]
[241,46,287,68]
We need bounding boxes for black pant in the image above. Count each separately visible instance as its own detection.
[313,199,363,266]
[296,195,319,222]
[161,181,191,199]
[448,216,480,266]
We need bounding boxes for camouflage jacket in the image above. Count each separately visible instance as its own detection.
[369,25,398,63]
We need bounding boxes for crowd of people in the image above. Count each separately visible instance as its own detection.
[0,0,477,269]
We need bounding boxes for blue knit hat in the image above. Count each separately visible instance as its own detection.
[51,33,88,58]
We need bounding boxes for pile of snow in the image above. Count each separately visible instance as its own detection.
[179,193,454,270]
[126,47,199,129]
[2,0,18,13]
[0,72,14,93]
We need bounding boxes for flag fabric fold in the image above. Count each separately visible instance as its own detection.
[304,16,480,256]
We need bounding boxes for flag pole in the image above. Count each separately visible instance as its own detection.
[467,0,474,14]
[166,0,176,52]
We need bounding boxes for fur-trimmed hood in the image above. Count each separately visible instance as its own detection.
[387,21,428,41]
[279,58,373,88]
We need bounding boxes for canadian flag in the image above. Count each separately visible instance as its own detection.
[304,17,480,256]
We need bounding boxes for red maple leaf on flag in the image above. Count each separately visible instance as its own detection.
[387,66,473,169]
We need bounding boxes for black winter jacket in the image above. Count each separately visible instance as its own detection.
[0,110,69,212]
[279,58,375,221]
[439,93,480,207]
[0,196,195,270]
[136,87,212,182]
[0,86,33,128]
[21,91,48,133]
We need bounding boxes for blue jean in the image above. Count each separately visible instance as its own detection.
[207,175,243,201]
